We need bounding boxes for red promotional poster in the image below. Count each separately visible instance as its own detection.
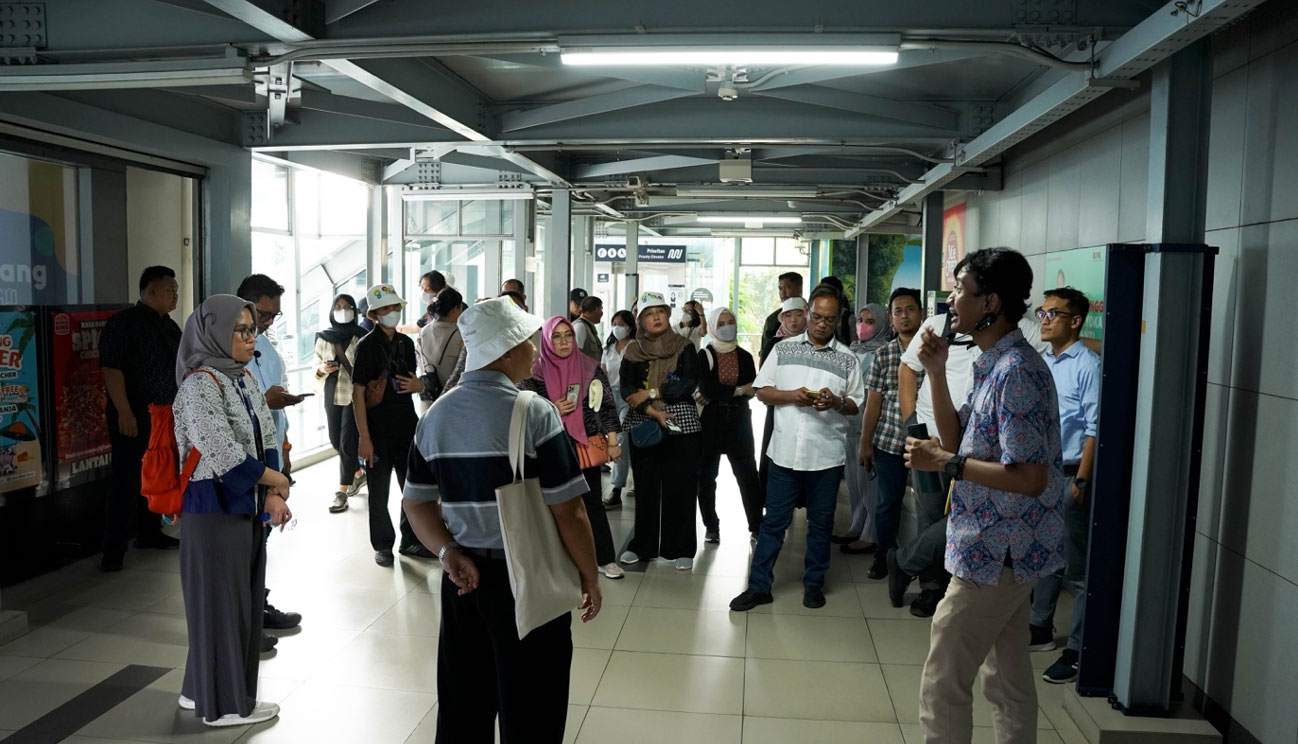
[51,308,117,488]
[942,203,967,291]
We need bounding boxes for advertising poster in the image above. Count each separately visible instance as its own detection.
[0,309,42,494]
[942,203,967,291]
[865,234,923,306]
[1044,246,1108,340]
[51,308,116,488]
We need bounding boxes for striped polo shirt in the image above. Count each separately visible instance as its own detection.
[403,369,588,550]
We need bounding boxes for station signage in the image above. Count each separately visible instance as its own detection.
[594,244,687,264]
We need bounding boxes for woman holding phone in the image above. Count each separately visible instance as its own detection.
[519,316,624,579]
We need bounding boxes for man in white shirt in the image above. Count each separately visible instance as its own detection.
[730,286,866,612]
[890,311,1052,617]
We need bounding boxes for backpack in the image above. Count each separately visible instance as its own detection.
[140,369,221,515]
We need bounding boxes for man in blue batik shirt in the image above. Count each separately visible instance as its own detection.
[905,248,1066,744]
[238,274,307,640]
[1028,287,1102,684]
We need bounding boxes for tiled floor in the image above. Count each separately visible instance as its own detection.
[0,444,1087,744]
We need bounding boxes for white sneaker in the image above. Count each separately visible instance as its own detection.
[203,701,280,727]
[600,563,625,579]
[674,557,694,571]
[178,694,195,710]
[619,550,640,565]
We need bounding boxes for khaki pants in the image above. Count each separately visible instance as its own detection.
[919,566,1038,744]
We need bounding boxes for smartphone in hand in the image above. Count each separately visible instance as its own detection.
[566,383,581,406]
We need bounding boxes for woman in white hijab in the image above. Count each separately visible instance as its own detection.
[173,294,292,728]
[696,307,765,543]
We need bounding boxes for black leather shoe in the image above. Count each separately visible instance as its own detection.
[866,553,889,580]
[840,541,877,555]
[910,588,943,618]
[399,543,437,560]
[803,586,827,609]
[375,550,395,567]
[886,549,914,608]
[260,634,278,653]
[729,590,774,612]
[830,534,857,545]
[603,488,622,509]
[264,603,301,630]
[99,552,124,572]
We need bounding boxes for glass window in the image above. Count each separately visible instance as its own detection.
[740,238,775,265]
[461,199,503,236]
[776,238,809,266]
[294,170,320,238]
[251,159,290,231]
[503,201,516,236]
[404,239,488,322]
[405,200,457,235]
[318,173,368,236]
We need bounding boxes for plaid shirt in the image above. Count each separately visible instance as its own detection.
[865,338,908,455]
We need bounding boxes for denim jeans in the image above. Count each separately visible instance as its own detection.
[611,393,631,489]
[747,462,844,593]
[874,449,909,553]
[1029,493,1090,651]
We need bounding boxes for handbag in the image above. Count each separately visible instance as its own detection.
[496,390,584,639]
[573,434,609,469]
[630,418,664,448]
[419,328,458,403]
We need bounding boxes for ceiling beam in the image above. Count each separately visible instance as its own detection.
[847,0,1267,236]
[326,0,383,24]
[298,89,460,129]
[474,54,706,92]
[576,154,718,179]
[749,86,959,131]
[747,50,988,92]
[247,108,453,147]
[502,85,698,132]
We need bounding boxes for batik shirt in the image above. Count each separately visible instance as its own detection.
[946,329,1067,585]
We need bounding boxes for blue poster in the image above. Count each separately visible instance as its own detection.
[0,310,42,493]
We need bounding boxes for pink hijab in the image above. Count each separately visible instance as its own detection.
[533,316,597,444]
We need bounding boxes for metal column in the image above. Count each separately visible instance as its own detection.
[1106,40,1214,714]
[854,235,869,309]
[546,191,572,319]
[625,221,639,306]
[920,192,944,297]
[572,216,594,293]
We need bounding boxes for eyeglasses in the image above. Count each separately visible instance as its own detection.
[1035,309,1079,322]
[256,310,283,323]
[233,325,257,340]
[806,312,834,327]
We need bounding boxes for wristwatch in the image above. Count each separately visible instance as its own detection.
[1073,477,1090,493]
[943,455,967,481]
[438,541,461,561]
[648,389,659,400]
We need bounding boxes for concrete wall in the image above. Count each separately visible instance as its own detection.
[953,4,1298,741]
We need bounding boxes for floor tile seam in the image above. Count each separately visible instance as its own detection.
[286,674,442,697]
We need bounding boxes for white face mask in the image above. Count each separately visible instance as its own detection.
[333,309,355,324]
[612,325,630,340]
[377,312,401,329]
[714,324,738,342]
[421,292,437,309]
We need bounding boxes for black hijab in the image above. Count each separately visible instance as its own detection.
[316,293,367,344]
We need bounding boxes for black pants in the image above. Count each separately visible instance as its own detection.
[364,422,420,552]
[437,555,573,744]
[627,433,701,560]
[698,403,764,535]
[323,376,360,486]
[582,467,617,565]
[103,424,162,556]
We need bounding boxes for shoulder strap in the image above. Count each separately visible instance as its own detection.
[435,327,460,367]
[185,368,222,391]
[703,346,715,371]
[507,390,535,481]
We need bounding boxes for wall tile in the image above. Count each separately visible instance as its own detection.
[1076,125,1123,248]
[1117,115,1149,243]
[996,191,1023,253]
[1225,560,1298,744]
[1205,68,1247,231]
[1183,532,1217,689]
[1204,227,1240,387]
[1240,41,1298,226]
[1196,382,1231,540]
[1045,146,1081,252]
[1231,220,1298,401]
[1246,2,1298,63]
[1234,391,1298,585]
[1019,161,1050,254]
[1212,16,1251,79]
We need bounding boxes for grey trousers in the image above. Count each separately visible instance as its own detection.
[1030,494,1090,651]
[842,428,878,541]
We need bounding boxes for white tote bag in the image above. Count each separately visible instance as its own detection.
[496,390,584,639]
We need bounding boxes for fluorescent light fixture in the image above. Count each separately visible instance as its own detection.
[0,55,253,91]
[676,187,819,199]
[697,215,802,224]
[402,190,534,201]
[563,49,897,66]
[559,33,900,67]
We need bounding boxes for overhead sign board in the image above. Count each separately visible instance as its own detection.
[595,244,687,264]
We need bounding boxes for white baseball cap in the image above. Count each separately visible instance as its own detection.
[781,297,808,314]
[459,296,544,372]
[365,284,406,314]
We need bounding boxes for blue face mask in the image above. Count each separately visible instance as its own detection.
[714,324,738,342]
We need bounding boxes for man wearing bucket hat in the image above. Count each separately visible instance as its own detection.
[403,296,600,743]
[351,285,433,566]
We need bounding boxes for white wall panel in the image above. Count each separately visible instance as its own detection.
[1231,220,1298,401]
[1204,227,1240,387]
[1241,41,1298,226]
[1205,68,1247,231]
[1018,161,1050,255]
[1196,382,1232,540]
[1234,391,1298,585]
[1076,125,1123,248]
[1117,115,1149,244]
[1227,559,1298,744]
[1182,532,1217,688]
[995,188,1023,254]
[1045,145,1081,252]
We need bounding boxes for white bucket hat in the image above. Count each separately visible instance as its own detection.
[636,291,670,316]
[365,284,406,315]
[459,296,543,372]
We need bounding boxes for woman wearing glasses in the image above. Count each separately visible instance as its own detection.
[173,295,292,727]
